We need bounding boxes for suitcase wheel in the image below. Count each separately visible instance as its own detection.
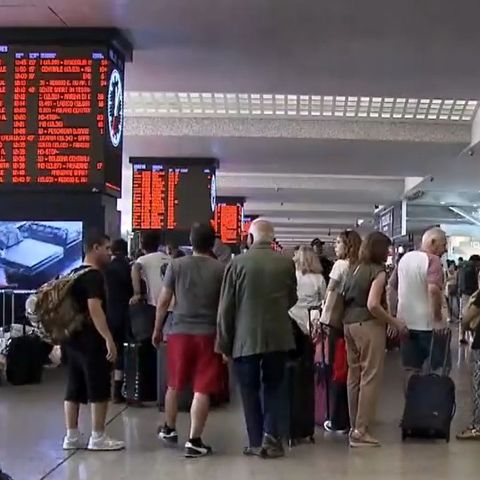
[309,435,315,444]
[288,439,296,448]
[401,429,407,441]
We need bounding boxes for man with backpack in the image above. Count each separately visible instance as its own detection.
[62,230,125,451]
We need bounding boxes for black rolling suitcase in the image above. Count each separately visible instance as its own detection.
[401,330,455,442]
[157,343,193,412]
[123,341,157,404]
[281,318,315,446]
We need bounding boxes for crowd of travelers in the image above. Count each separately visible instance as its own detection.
[53,221,480,458]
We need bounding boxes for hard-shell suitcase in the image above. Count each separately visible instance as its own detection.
[279,310,317,446]
[123,341,157,404]
[283,336,316,446]
[401,330,455,442]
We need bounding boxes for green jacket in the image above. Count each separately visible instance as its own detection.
[217,242,297,358]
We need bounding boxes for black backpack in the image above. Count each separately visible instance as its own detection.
[4,334,45,385]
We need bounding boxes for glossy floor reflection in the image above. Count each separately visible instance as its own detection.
[0,340,478,480]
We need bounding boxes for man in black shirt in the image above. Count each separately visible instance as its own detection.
[63,230,125,452]
[105,238,133,403]
[311,238,333,283]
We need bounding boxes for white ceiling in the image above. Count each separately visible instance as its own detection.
[2,0,480,242]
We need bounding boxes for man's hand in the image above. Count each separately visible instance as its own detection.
[433,321,449,336]
[222,354,229,364]
[129,294,142,305]
[387,325,398,339]
[393,318,409,337]
[106,337,117,363]
[152,327,164,348]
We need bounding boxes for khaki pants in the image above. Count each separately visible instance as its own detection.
[344,321,386,435]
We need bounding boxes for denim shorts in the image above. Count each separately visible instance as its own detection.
[401,330,451,372]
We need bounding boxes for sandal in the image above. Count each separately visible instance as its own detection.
[457,427,480,440]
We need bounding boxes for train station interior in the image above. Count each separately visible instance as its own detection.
[2,1,480,479]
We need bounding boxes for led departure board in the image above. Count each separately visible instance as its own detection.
[0,43,125,195]
[214,202,243,244]
[131,159,217,230]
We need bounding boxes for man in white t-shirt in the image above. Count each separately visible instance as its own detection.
[387,228,449,379]
[131,232,170,306]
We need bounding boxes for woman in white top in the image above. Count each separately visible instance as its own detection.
[322,229,362,433]
[289,246,326,335]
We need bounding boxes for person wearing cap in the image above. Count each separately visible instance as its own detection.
[311,238,333,283]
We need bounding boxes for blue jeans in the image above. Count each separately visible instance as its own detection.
[401,330,451,372]
[234,352,287,448]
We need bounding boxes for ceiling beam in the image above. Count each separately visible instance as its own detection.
[125,116,470,143]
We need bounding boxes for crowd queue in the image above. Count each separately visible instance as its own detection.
[58,220,480,458]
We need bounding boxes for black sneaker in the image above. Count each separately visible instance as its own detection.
[243,446,266,458]
[262,434,285,459]
[184,438,212,458]
[158,425,178,446]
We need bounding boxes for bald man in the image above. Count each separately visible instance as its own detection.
[388,228,450,381]
[217,219,297,458]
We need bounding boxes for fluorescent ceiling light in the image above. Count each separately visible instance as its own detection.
[125,92,479,122]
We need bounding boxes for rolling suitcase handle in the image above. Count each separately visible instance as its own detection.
[427,328,452,376]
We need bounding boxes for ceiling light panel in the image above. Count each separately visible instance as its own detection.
[124,92,479,122]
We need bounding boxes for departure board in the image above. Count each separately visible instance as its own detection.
[0,44,124,195]
[214,203,243,244]
[131,161,216,230]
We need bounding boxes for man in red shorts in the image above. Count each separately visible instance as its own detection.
[152,223,225,458]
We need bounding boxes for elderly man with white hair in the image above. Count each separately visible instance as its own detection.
[387,227,450,382]
[217,219,297,459]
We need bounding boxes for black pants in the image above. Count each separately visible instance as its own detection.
[234,352,287,448]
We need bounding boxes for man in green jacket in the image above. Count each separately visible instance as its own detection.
[217,219,297,458]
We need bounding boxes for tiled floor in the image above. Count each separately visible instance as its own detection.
[0,342,478,480]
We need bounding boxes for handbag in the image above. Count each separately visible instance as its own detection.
[462,290,480,331]
[319,290,344,331]
[129,301,156,342]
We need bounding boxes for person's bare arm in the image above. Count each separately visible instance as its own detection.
[463,304,480,328]
[367,272,407,333]
[88,298,112,340]
[130,262,143,303]
[152,286,174,346]
[386,266,398,315]
[322,278,340,313]
[88,298,116,362]
[428,283,443,326]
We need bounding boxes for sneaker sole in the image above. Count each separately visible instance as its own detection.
[158,436,179,448]
[87,445,126,452]
[184,451,212,458]
[349,441,380,448]
[184,447,212,458]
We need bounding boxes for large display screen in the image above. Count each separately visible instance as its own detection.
[131,160,216,230]
[0,221,83,290]
[0,44,124,195]
[214,202,243,244]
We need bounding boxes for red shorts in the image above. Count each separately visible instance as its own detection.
[167,334,223,395]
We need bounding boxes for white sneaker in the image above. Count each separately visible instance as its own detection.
[87,434,125,451]
[63,435,85,450]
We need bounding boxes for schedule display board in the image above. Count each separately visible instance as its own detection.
[131,158,218,231]
[213,198,243,244]
[0,39,125,196]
